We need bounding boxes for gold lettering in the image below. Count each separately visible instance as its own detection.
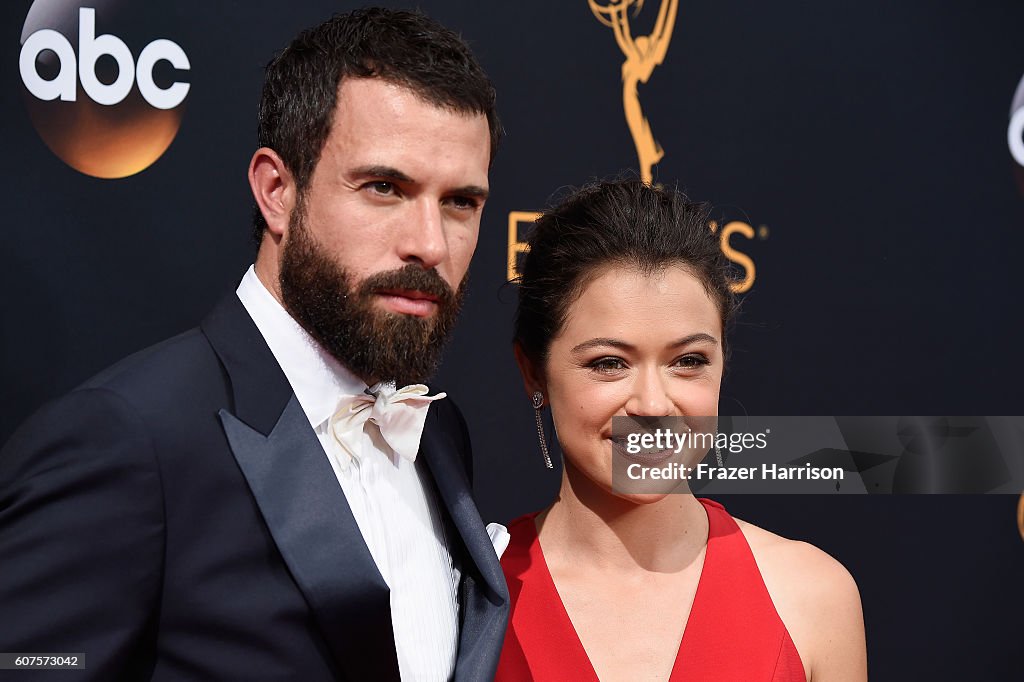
[507,211,541,281]
[720,221,756,293]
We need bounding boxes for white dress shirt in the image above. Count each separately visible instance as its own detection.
[236,266,460,681]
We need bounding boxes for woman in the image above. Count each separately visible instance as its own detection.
[497,180,866,681]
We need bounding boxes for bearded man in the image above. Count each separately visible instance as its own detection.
[0,9,507,681]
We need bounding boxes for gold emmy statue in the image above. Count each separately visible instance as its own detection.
[590,0,678,183]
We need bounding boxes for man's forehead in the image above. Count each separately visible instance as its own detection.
[334,77,485,124]
[325,79,491,177]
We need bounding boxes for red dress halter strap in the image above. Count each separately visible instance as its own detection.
[496,498,806,681]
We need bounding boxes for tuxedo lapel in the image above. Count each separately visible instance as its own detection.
[219,399,399,681]
[202,295,400,681]
[419,411,510,681]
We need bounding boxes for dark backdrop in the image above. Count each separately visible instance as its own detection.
[3,1,1022,678]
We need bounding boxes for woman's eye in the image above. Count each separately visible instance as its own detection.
[589,357,626,373]
[675,354,710,369]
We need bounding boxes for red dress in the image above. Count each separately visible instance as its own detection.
[496,498,806,681]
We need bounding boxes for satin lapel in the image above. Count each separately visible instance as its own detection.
[219,397,400,681]
[202,295,399,681]
[200,293,291,436]
[418,414,509,681]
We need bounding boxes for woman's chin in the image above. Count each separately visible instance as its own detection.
[611,485,690,505]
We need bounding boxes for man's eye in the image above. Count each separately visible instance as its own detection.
[447,196,480,210]
[366,182,395,196]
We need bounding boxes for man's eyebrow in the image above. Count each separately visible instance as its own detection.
[451,185,489,200]
[350,165,488,200]
[351,165,415,183]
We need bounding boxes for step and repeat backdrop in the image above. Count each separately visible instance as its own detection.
[3,0,1023,678]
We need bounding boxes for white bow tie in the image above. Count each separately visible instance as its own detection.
[329,382,446,467]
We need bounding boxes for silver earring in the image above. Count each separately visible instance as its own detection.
[532,391,554,469]
[714,435,724,468]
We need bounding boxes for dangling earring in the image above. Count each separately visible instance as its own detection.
[532,391,554,469]
[714,436,724,468]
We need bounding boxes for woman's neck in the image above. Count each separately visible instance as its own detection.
[538,463,709,574]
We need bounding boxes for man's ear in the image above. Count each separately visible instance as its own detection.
[513,342,546,402]
[248,147,295,239]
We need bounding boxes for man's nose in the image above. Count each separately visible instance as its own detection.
[398,199,448,270]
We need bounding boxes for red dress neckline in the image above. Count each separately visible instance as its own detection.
[497,498,807,681]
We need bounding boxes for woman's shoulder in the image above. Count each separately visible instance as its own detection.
[732,516,867,681]
[734,517,858,597]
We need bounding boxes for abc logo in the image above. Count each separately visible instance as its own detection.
[19,2,191,179]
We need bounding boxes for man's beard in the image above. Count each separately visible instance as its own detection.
[279,201,466,387]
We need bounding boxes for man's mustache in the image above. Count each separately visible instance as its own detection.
[357,264,456,305]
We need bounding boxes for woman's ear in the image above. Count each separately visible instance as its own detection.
[513,342,545,401]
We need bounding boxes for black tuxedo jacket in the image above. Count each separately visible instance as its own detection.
[0,294,509,681]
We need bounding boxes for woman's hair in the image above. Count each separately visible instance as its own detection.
[514,179,738,370]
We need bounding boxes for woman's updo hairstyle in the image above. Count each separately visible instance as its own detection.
[514,178,738,370]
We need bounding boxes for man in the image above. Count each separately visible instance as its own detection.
[0,8,507,681]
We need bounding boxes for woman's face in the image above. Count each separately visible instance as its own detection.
[538,264,724,499]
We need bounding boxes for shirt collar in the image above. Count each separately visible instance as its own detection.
[235,265,367,429]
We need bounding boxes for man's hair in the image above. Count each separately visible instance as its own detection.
[253,7,501,243]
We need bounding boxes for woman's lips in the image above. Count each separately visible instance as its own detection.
[609,437,677,465]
